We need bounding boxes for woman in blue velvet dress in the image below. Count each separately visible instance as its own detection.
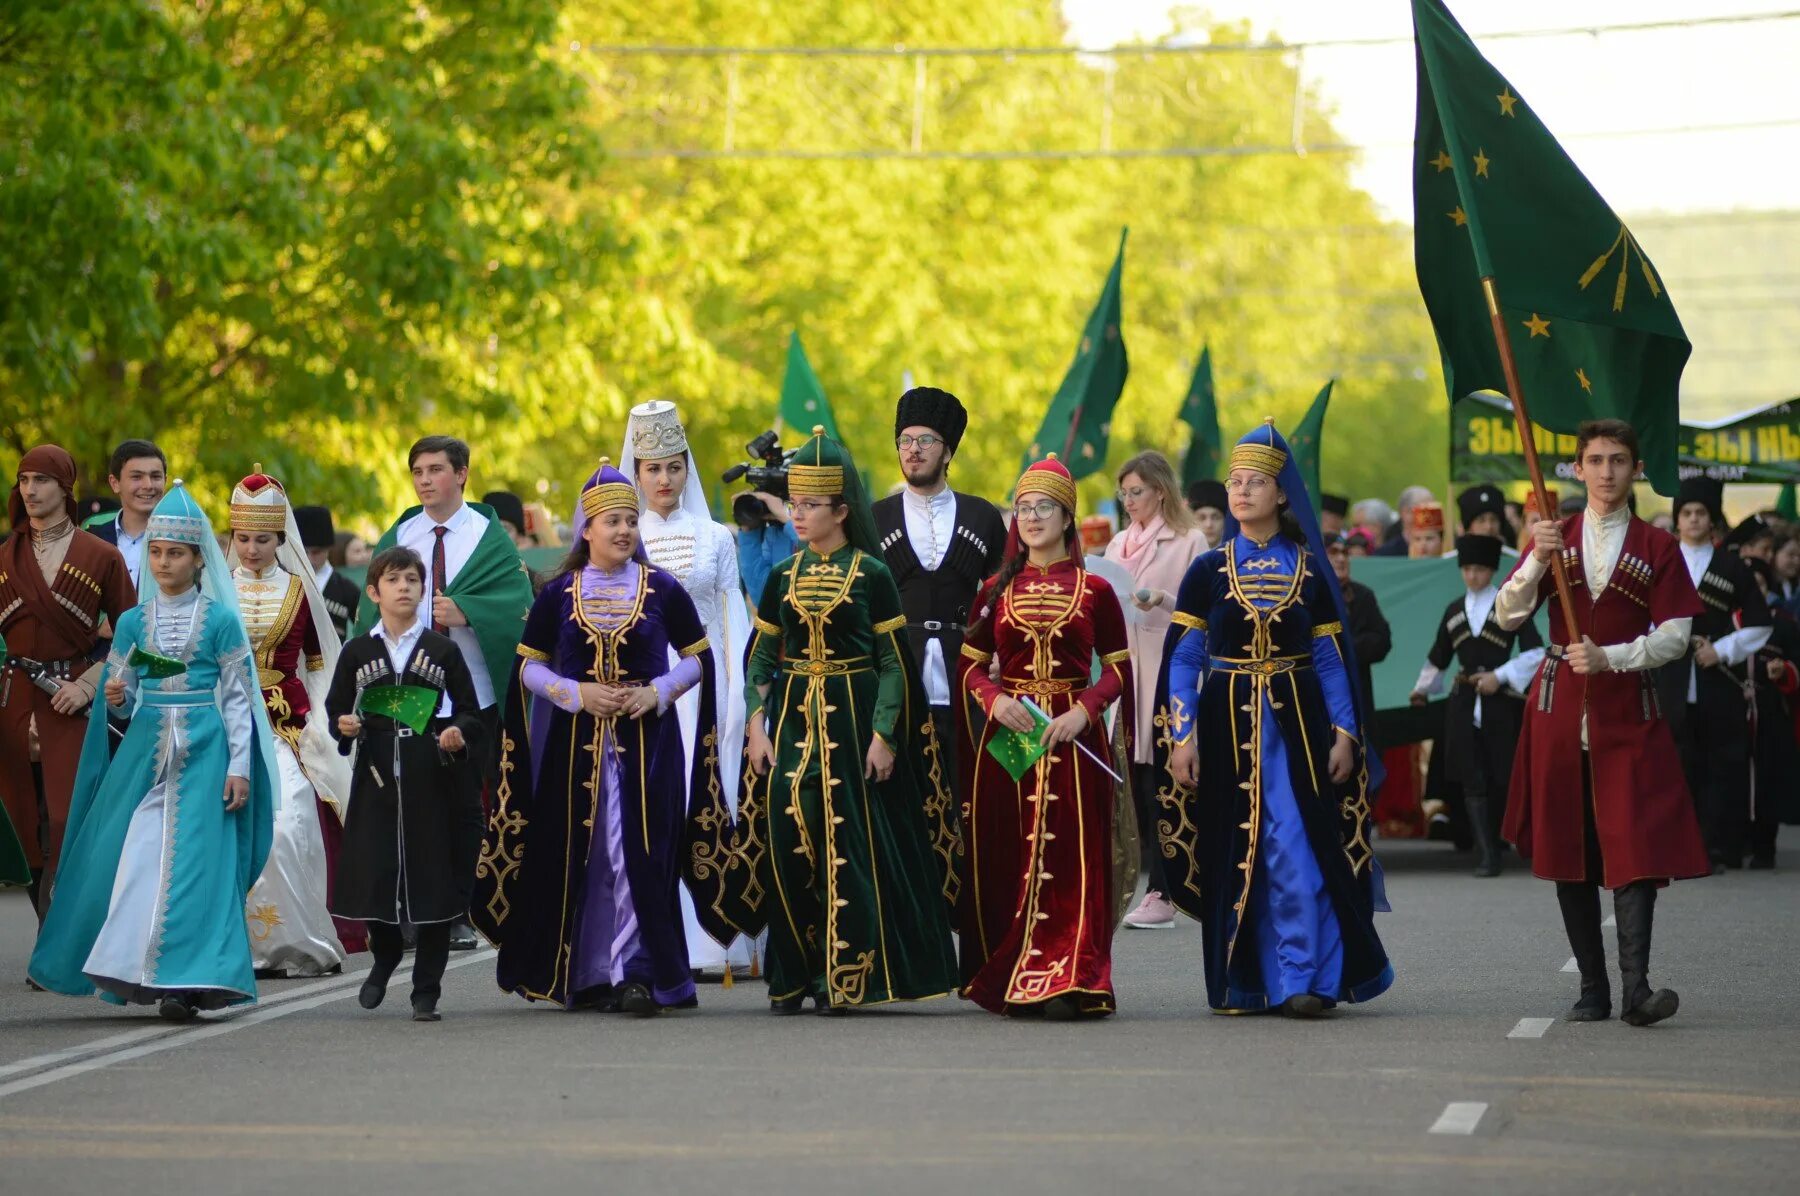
[29,483,276,1020]
[1158,422,1392,1016]
[470,460,732,1016]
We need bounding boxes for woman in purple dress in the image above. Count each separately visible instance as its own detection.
[471,460,732,1015]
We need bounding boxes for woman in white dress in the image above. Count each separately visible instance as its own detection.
[619,400,758,978]
[227,470,357,977]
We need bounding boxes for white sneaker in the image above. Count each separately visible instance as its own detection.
[1123,889,1176,929]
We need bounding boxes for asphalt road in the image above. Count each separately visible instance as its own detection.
[1,839,1796,1195]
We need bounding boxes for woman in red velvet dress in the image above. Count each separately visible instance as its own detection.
[955,454,1132,1019]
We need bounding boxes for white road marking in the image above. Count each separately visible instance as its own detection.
[0,961,383,1080]
[1429,1101,1489,1135]
[1561,957,1580,973]
[1508,1017,1553,1039]
[0,950,493,1101]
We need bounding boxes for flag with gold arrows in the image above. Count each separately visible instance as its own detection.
[1022,228,1129,480]
[1411,0,1690,492]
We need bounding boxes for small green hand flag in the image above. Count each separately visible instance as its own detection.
[984,702,1054,782]
[1178,345,1221,489]
[127,644,188,678]
[1022,228,1129,480]
[778,331,842,441]
[1412,0,1689,493]
[1287,380,1335,510]
[358,684,440,734]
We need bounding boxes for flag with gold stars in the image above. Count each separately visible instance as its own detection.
[777,330,842,442]
[1411,0,1690,492]
[1178,345,1221,488]
[1287,379,1334,511]
[1022,228,1129,481]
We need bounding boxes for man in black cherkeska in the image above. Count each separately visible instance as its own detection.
[872,387,1007,775]
[1658,478,1771,872]
[327,546,485,1022]
[1411,534,1545,877]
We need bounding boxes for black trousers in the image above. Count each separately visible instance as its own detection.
[1677,685,1751,864]
[1131,763,1172,896]
[1554,756,1661,1011]
[369,921,450,1005]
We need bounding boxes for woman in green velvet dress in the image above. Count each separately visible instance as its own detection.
[731,427,959,1015]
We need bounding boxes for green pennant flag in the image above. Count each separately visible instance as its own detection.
[1411,0,1689,494]
[1022,228,1130,480]
[127,644,188,678]
[358,684,441,734]
[1779,483,1798,522]
[1178,345,1221,488]
[984,701,1055,782]
[1287,380,1335,509]
[778,331,841,442]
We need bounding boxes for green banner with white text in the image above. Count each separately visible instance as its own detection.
[1452,392,1800,487]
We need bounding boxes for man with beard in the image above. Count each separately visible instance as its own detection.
[1,446,137,927]
[85,439,167,588]
[872,387,1007,775]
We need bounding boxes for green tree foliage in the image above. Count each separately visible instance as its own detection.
[0,0,608,515]
[1,0,1446,527]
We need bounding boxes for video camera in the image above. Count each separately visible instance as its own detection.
[721,430,797,501]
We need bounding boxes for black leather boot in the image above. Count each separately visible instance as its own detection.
[1556,881,1611,1020]
[1615,882,1679,1026]
[1466,792,1503,877]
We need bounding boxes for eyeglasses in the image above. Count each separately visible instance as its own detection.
[1224,476,1272,494]
[1013,500,1062,521]
[895,434,944,451]
[1116,486,1151,504]
[785,499,835,514]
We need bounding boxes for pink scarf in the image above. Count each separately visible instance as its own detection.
[1114,514,1165,566]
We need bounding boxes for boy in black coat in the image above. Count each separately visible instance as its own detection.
[326,546,484,1021]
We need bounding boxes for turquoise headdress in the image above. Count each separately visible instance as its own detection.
[145,481,212,548]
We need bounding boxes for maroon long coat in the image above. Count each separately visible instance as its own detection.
[1502,513,1710,888]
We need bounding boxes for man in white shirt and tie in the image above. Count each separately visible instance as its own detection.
[355,435,533,949]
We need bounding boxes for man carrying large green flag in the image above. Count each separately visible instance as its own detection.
[778,331,841,442]
[1023,229,1129,478]
[1287,380,1334,511]
[1178,345,1221,489]
[1412,0,1690,495]
[1417,0,1705,1032]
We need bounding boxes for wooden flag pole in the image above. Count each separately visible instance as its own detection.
[1481,277,1581,638]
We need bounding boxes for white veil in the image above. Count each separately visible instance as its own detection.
[225,501,354,819]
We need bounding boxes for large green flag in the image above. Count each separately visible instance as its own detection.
[778,331,841,441]
[1022,228,1129,479]
[1178,345,1221,488]
[1287,380,1334,508]
[1412,0,1689,493]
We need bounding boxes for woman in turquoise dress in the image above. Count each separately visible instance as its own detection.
[28,483,275,1020]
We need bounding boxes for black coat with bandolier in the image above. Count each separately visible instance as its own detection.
[1423,591,1544,794]
[324,629,485,925]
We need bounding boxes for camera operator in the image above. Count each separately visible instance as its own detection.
[733,490,799,604]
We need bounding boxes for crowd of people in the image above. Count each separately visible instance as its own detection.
[1,393,1779,1030]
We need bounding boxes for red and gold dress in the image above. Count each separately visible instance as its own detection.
[956,555,1132,1015]
[236,560,364,968]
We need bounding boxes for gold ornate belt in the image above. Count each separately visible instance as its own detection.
[1001,676,1081,696]
[1207,654,1310,677]
[788,656,871,677]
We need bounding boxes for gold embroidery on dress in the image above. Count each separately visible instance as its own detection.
[246,902,283,941]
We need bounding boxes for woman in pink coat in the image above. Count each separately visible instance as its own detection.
[1104,450,1208,930]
